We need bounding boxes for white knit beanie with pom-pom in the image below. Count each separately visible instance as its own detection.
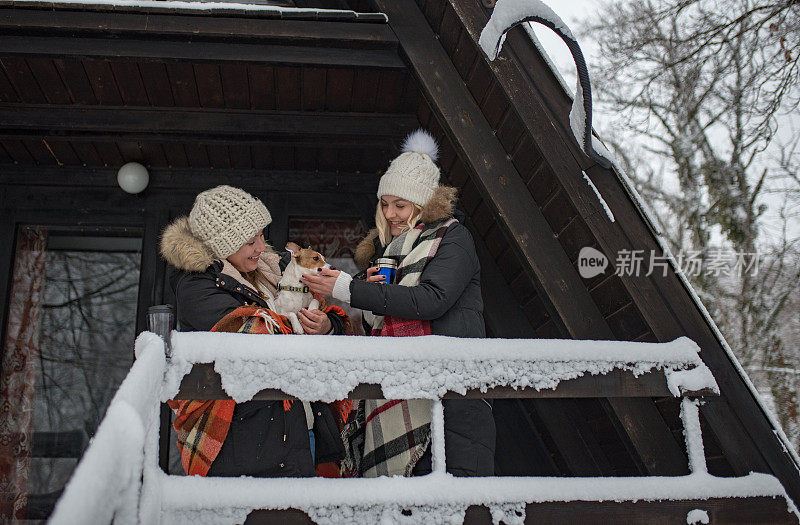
[188,185,272,260]
[377,129,441,207]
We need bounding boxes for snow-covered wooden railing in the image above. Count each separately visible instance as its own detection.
[49,332,798,524]
[169,333,719,402]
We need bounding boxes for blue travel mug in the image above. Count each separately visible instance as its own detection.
[375,258,397,284]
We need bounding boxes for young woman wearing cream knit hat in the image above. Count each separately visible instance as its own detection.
[159,185,346,478]
[302,130,495,478]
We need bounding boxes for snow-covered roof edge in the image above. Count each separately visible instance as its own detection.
[517,10,800,473]
[2,0,388,21]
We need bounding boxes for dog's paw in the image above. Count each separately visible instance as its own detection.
[287,312,304,334]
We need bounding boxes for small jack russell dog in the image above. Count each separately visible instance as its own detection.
[273,242,330,334]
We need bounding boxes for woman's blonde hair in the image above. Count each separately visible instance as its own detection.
[242,268,272,300]
[375,200,423,246]
[240,242,276,300]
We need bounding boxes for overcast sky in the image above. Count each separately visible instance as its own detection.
[523,0,799,242]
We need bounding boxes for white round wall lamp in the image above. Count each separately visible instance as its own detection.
[117,162,150,194]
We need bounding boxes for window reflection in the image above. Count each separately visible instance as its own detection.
[1,228,141,522]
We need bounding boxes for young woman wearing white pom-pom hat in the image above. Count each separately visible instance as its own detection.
[302,129,495,478]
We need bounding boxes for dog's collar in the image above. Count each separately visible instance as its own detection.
[277,283,309,293]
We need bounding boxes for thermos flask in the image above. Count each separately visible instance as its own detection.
[375,258,398,284]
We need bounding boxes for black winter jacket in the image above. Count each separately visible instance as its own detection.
[349,221,484,339]
[349,186,495,477]
[160,217,345,477]
[170,256,345,335]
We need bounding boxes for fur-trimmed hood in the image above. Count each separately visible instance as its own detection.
[354,185,457,268]
[160,217,281,288]
[160,217,216,273]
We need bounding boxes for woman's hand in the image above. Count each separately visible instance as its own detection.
[300,268,340,296]
[299,308,331,334]
[366,266,386,283]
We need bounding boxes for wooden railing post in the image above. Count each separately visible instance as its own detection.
[431,399,446,475]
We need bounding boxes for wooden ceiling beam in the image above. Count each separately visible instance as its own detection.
[0,8,396,47]
[0,104,417,143]
[0,165,381,193]
[0,34,404,69]
[0,133,395,149]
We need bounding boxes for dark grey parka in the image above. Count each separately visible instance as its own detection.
[349,186,495,477]
[160,218,345,477]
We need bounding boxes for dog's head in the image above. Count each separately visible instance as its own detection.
[285,242,330,272]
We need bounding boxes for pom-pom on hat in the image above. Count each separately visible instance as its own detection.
[377,129,441,207]
[188,185,272,260]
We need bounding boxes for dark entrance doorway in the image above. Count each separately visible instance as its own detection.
[1,227,142,522]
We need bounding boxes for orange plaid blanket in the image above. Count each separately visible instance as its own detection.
[168,297,352,477]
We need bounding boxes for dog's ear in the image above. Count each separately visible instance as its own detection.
[285,241,301,257]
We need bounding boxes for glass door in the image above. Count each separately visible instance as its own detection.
[1,227,142,523]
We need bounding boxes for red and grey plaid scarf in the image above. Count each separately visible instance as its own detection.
[169,297,352,477]
[370,218,456,337]
[342,218,455,477]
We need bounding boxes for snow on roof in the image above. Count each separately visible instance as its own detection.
[4,0,388,21]
[163,332,718,403]
[478,0,800,473]
[478,0,615,224]
[478,0,611,172]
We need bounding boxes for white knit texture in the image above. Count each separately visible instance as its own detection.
[377,129,441,206]
[332,271,353,304]
[188,185,272,260]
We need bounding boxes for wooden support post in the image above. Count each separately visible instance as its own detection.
[431,399,446,475]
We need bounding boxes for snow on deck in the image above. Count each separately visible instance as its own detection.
[164,333,718,402]
[50,332,795,525]
[156,471,791,525]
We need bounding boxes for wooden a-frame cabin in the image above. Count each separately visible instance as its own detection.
[0,0,798,522]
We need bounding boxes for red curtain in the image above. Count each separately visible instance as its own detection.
[287,220,366,259]
[0,227,47,521]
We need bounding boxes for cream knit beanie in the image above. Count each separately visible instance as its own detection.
[188,185,272,260]
[377,129,440,206]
